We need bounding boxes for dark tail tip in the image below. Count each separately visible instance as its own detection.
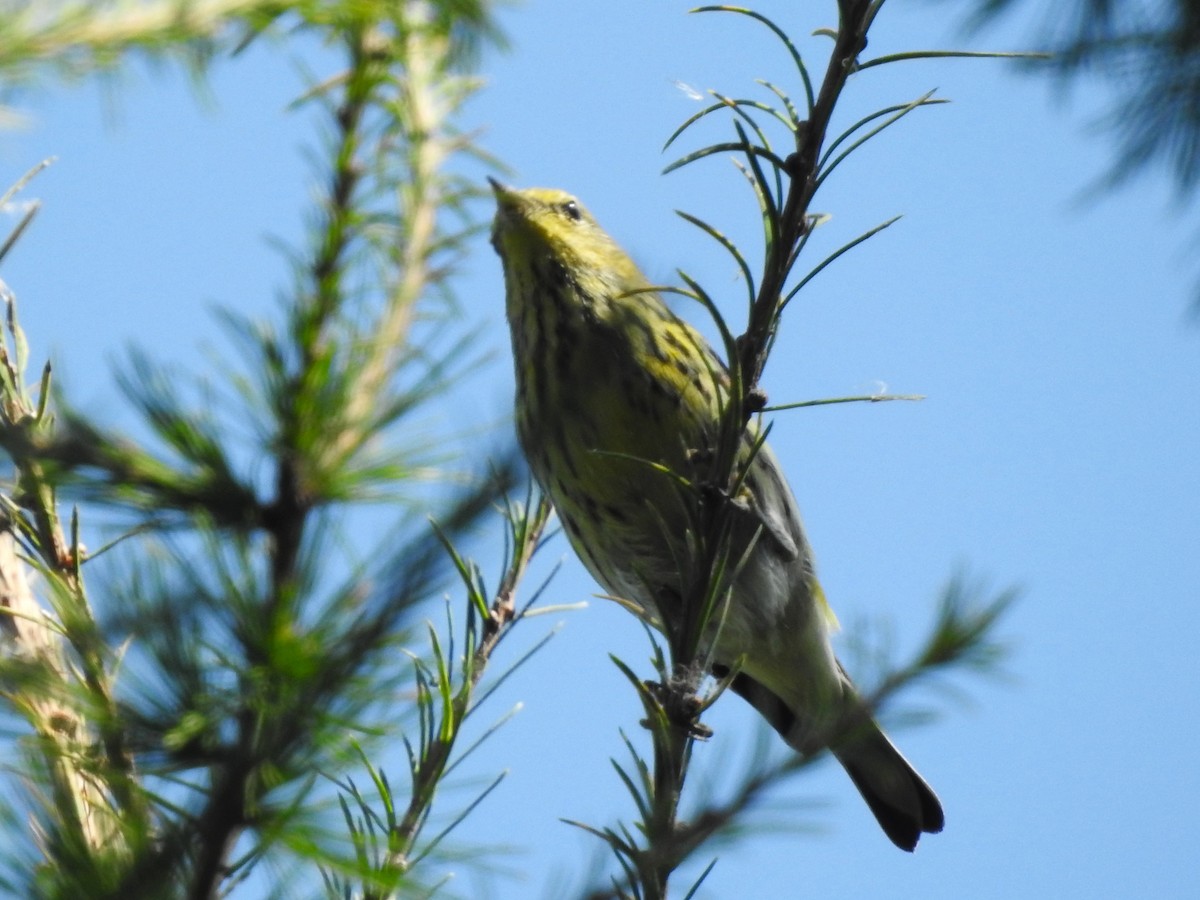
[719,666,945,851]
[839,748,944,851]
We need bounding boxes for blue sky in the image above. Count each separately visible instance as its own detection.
[3,1,1198,897]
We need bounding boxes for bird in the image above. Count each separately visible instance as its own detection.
[490,179,943,850]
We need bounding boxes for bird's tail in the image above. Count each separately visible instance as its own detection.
[724,669,944,851]
[831,714,944,851]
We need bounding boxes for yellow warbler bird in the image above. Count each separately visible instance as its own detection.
[489,179,943,851]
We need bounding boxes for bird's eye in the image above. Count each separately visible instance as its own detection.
[561,201,582,221]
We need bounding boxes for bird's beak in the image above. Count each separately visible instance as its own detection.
[488,177,525,228]
[487,176,512,200]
